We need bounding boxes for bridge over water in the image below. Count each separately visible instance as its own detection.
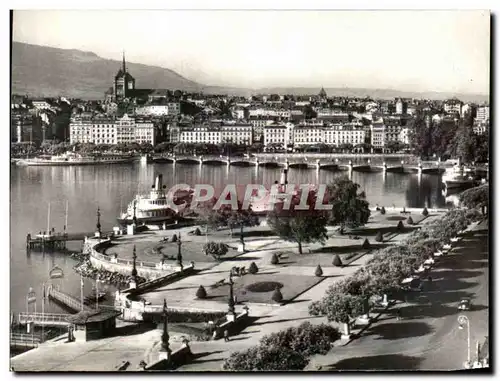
[152,153,446,175]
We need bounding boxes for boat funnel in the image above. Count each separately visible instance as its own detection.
[155,174,163,190]
[279,168,288,192]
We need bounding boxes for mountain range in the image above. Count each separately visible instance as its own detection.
[11,42,489,103]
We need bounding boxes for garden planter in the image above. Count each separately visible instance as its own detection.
[381,294,389,306]
[341,322,351,340]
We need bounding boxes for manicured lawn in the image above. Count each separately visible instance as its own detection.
[104,239,240,264]
[265,243,388,267]
[204,273,323,304]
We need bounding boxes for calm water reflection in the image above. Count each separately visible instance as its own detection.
[9,162,447,314]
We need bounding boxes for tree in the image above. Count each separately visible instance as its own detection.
[248,262,259,274]
[315,265,324,277]
[203,241,229,260]
[411,114,433,158]
[407,216,414,225]
[361,238,370,249]
[196,285,207,299]
[473,130,489,162]
[227,206,259,239]
[271,253,280,265]
[332,254,343,267]
[422,207,429,217]
[365,257,410,298]
[380,206,386,215]
[375,231,384,242]
[447,119,476,163]
[309,293,366,328]
[272,286,284,303]
[397,220,404,231]
[222,346,309,371]
[194,227,202,236]
[259,322,340,358]
[267,212,328,255]
[196,200,225,235]
[327,177,371,234]
[459,184,489,215]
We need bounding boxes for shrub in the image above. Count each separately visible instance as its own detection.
[196,285,207,299]
[332,254,342,267]
[397,220,404,231]
[248,262,259,274]
[222,346,309,371]
[380,206,386,215]
[194,227,202,236]
[361,238,370,249]
[422,207,429,217]
[407,216,414,225]
[272,286,284,303]
[203,241,229,260]
[315,265,323,277]
[259,322,341,358]
[171,234,178,242]
[270,253,279,265]
[375,231,384,242]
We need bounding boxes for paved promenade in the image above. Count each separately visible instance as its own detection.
[12,209,458,372]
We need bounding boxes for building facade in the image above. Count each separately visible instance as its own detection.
[221,123,253,145]
[69,113,155,146]
[179,126,222,144]
[263,124,288,147]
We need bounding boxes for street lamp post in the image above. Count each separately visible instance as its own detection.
[160,299,171,358]
[228,273,235,315]
[458,315,471,368]
[177,232,183,270]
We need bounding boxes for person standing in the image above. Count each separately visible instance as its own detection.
[224,329,230,342]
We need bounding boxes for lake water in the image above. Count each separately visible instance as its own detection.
[9,161,447,315]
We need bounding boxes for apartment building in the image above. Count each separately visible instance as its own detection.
[293,125,324,147]
[179,126,222,144]
[69,113,156,145]
[371,119,385,149]
[476,106,490,122]
[263,124,288,147]
[221,123,253,145]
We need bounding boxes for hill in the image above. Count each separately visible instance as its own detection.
[256,87,489,103]
[11,42,204,99]
[11,42,489,103]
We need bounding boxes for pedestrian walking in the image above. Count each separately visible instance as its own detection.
[396,309,402,321]
[224,329,230,342]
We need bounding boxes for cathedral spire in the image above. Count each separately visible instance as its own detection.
[122,50,126,73]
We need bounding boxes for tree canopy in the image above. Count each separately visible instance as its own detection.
[327,177,371,233]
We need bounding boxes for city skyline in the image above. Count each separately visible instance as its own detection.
[13,10,490,95]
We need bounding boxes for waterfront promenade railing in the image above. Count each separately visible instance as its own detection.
[47,286,92,312]
[10,333,41,348]
[18,312,70,327]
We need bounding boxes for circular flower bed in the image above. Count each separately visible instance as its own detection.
[385,216,407,221]
[246,281,284,293]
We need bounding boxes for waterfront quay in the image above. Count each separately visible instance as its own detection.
[13,206,475,371]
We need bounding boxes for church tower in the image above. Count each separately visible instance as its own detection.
[114,51,136,101]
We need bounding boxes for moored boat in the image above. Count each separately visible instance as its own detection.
[16,151,135,166]
[117,174,193,228]
[441,164,479,190]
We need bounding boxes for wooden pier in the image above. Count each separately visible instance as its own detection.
[26,231,113,251]
[47,285,92,313]
[18,312,71,327]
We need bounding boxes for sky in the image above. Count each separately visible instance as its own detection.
[12,10,490,94]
